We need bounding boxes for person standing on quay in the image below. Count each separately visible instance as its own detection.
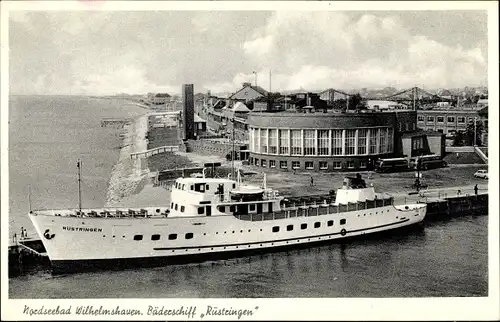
[474,184,478,195]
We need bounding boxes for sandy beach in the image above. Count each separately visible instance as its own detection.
[105,114,150,207]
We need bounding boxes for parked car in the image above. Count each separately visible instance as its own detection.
[474,170,488,179]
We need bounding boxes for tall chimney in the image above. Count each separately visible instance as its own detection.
[182,84,195,140]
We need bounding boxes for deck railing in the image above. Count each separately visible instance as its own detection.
[233,197,394,221]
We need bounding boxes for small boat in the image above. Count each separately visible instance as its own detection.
[29,169,426,274]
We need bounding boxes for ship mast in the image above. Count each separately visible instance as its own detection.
[77,159,82,213]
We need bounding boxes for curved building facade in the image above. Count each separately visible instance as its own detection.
[247,110,417,172]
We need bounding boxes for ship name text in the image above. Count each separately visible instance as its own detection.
[62,226,103,233]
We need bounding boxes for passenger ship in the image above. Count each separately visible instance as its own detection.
[29,171,427,274]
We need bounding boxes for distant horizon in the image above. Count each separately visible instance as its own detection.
[9,83,489,98]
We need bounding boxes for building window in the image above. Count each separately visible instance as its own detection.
[269,160,276,168]
[327,220,334,227]
[340,219,346,225]
[347,161,354,169]
[292,161,300,169]
[412,137,424,150]
[305,161,314,170]
[369,128,378,154]
[254,158,259,166]
[185,233,194,239]
[230,205,235,212]
[291,130,302,155]
[133,235,143,241]
[345,129,356,155]
[279,129,289,155]
[261,159,267,167]
[314,222,321,228]
[333,161,342,169]
[268,129,277,154]
[458,117,465,123]
[168,233,177,240]
[387,128,394,153]
[357,129,367,155]
[468,117,474,123]
[447,116,455,123]
[427,116,434,123]
[317,130,329,155]
[301,223,307,230]
[249,204,256,211]
[151,234,161,241]
[304,130,316,155]
[287,225,293,231]
[331,129,343,155]
[417,115,425,122]
[379,128,388,153]
[437,116,444,123]
[360,161,367,168]
[254,128,260,153]
[280,161,287,169]
[272,226,280,233]
[319,161,328,170]
[260,129,268,153]
[437,129,444,133]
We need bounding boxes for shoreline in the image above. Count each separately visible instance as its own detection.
[104,113,150,207]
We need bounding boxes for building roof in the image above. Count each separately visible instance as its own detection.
[229,85,268,99]
[194,114,206,123]
[401,129,444,138]
[232,102,250,113]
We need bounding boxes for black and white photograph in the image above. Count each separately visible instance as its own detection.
[1,1,498,320]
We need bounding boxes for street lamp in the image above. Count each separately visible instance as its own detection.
[252,71,258,87]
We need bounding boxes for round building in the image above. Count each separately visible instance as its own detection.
[247,110,417,172]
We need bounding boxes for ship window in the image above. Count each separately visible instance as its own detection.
[190,185,194,190]
[218,206,225,212]
[206,185,209,190]
[133,235,143,241]
[327,220,333,226]
[249,204,256,211]
[301,223,307,230]
[174,204,178,211]
[180,206,185,212]
[185,233,194,239]
[198,207,204,215]
[230,205,235,212]
[272,226,280,233]
[314,222,321,228]
[287,225,293,231]
[182,184,186,190]
[171,202,174,208]
[233,184,236,189]
[151,234,161,241]
[340,219,346,225]
[168,234,177,240]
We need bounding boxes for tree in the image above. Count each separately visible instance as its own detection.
[464,119,484,146]
[452,131,465,146]
[348,93,367,110]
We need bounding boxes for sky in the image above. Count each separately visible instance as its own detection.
[9,9,488,96]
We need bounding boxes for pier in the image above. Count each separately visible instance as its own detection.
[130,145,180,159]
[100,118,132,128]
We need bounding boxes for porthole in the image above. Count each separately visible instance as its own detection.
[103,235,106,238]
[287,225,293,231]
[156,208,160,213]
[314,222,321,228]
[168,234,177,240]
[112,235,116,238]
[248,229,251,232]
[151,234,161,241]
[272,226,280,233]
[327,220,333,227]
[203,233,206,236]
[240,230,243,233]
[301,223,307,229]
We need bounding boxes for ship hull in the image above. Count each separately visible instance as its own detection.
[29,204,426,274]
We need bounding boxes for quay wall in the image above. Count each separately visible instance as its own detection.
[185,139,247,157]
